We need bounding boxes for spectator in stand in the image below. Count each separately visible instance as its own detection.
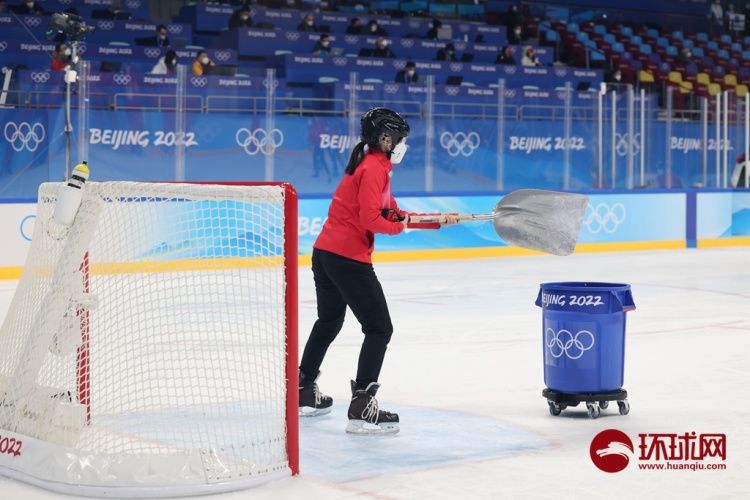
[395,61,419,83]
[228,6,253,29]
[346,17,363,35]
[192,50,214,76]
[298,13,318,32]
[312,34,332,55]
[371,37,395,58]
[436,43,457,61]
[367,20,388,37]
[425,18,442,39]
[708,0,724,34]
[151,50,178,75]
[677,46,693,66]
[12,0,44,15]
[521,45,541,66]
[605,68,623,84]
[142,25,170,47]
[508,25,523,45]
[50,43,72,71]
[505,4,523,35]
[495,46,516,64]
[102,0,130,20]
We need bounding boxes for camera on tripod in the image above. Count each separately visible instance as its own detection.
[47,12,96,40]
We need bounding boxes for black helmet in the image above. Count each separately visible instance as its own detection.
[360,108,410,146]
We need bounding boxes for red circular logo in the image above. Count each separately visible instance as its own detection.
[590,429,634,473]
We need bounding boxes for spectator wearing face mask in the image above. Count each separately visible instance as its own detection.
[298,13,318,32]
[677,46,693,66]
[606,68,623,84]
[367,20,389,37]
[371,37,395,58]
[228,6,253,29]
[192,50,214,76]
[436,43,457,61]
[51,43,73,71]
[143,25,170,47]
[151,50,178,75]
[495,45,516,64]
[12,0,44,15]
[521,45,541,66]
[395,61,419,83]
[509,25,523,44]
[312,34,332,55]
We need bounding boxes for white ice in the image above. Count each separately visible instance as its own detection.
[0,248,748,499]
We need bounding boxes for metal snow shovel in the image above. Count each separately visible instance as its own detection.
[408,189,589,256]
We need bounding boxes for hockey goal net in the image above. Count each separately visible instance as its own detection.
[0,181,298,497]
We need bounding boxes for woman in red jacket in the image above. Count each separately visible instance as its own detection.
[298,108,457,434]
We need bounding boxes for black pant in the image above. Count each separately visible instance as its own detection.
[299,248,393,389]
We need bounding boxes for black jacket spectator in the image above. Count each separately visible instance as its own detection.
[395,63,419,83]
[228,8,253,29]
[425,18,442,39]
[508,25,523,44]
[436,43,457,62]
[12,1,44,15]
[367,20,388,37]
[312,34,332,55]
[346,18,363,35]
[141,25,170,47]
[372,37,395,58]
[495,46,516,64]
[298,13,318,32]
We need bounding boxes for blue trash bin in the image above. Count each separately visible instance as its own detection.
[534,282,635,394]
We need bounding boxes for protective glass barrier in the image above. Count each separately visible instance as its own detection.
[3,68,748,201]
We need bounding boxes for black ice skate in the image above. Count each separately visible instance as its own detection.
[298,370,332,417]
[346,380,399,435]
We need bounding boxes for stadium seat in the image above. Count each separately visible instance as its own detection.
[672,30,683,40]
[736,84,748,97]
[724,74,738,87]
[697,33,709,42]
[657,38,669,48]
[697,72,711,85]
[667,46,678,56]
[708,82,721,95]
[647,28,659,38]
[683,39,694,49]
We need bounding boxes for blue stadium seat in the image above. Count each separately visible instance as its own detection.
[720,34,732,44]
[613,42,625,53]
[693,47,704,57]
[621,26,633,37]
[639,44,652,54]
[718,49,729,59]
[745,36,750,45]
[667,46,678,56]
[647,28,659,38]
[707,41,719,50]
[576,32,589,42]
[604,34,616,45]
[631,35,642,45]
[594,24,606,35]
[429,3,456,17]
[590,49,605,62]
[672,30,683,40]
[742,50,750,61]
[566,23,579,33]
[657,38,669,48]
[401,1,427,13]
[732,42,742,52]
[545,30,559,43]
[697,32,709,42]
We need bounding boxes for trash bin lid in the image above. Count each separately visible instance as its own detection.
[535,282,635,313]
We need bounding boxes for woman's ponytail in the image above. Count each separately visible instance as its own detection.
[344,141,367,175]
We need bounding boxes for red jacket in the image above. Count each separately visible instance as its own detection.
[314,149,404,263]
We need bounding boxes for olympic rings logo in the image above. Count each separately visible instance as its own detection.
[4,122,46,152]
[167,25,183,34]
[235,128,283,155]
[59,0,73,4]
[97,20,114,31]
[545,328,595,360]
[409,20,421,28]
[504,88,517,98]
[0,42,7,52]
[392,60,406,70]
[440,131,480,157]
[214,50,231,62]
[126,0,141,8]
[555,68,568,78]
[112,73,132,85]
[445,86,460,96]
[384,84,399,94]
[615,132,641,156]
[400,39,414,48]
[450,63,463,72]
[583,202,626,234]
[24,17,42,27]
[30,71,50,83]
[144,47,161,58]
[190,76,207,87]
[77,43,87,54]
[503,65,517,75]
[333,57,348,67]
[345,35,358,44]
[285,32,300,41]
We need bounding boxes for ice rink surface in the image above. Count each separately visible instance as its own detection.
[0,247,748,499]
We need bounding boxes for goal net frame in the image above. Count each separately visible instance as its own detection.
[0,181,299,497]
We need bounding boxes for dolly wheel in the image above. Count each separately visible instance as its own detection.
[586,403,601,419]
[548,401,562,416]
[599,401,609,410]
[618,400,630,415]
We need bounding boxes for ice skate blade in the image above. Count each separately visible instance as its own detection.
[345,419,400,435]
[299,406,331,417]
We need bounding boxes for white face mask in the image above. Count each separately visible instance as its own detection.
[201,57,209,64]
[390,140,407,164]
[64,48,71,56]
